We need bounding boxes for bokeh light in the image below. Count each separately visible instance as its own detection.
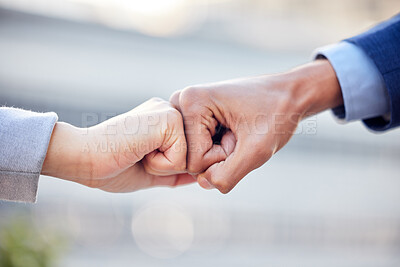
[131,201,194,258]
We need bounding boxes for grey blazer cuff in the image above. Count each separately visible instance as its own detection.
[0,107,58,203]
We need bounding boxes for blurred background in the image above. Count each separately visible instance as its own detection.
[1,0,400,266]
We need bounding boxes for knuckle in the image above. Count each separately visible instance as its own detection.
[180,86,206,110]
[187,161,204,174]
[166,110,185,136]
[174,161,186,172]
[167,108,183,122]
[169,90,181,103]
[212,179,233,194]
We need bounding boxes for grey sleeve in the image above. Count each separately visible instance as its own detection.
[0,107,58,203]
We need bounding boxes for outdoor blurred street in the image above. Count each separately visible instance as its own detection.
[1,2,400,267]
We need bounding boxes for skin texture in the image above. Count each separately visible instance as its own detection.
[41,98,195,192]
[170,59,343,193]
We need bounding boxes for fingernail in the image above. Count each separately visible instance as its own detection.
[198,176,214,190]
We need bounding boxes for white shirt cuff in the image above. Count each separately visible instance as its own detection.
[313,42,390,121]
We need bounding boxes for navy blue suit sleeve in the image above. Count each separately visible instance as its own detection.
[345,13,400,131]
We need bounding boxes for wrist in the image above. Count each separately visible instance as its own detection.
[286,59,343,118]
[41,122,92,182]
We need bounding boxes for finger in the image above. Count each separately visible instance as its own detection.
[172,88,233,174]
[184,110,223,174]
[151,173,196,187]
[173,89,210,173]
[143,142,187,176]
[99,164,195,193]
[162,120,187,171]
[142,151,177,176]
[177,94,221,173]
[143,106,187,174]
[199,129,236,172]
[143,134,187,175]
[198,136,265,194]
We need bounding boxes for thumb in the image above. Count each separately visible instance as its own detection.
[197,137,265,194]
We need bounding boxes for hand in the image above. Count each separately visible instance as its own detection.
[42,98,194,192]
[170,60,343,193]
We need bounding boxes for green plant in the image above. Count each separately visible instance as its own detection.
[0,217,67,267]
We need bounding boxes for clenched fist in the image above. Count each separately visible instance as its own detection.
[42,98,194,192]
[171,60,343,193]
